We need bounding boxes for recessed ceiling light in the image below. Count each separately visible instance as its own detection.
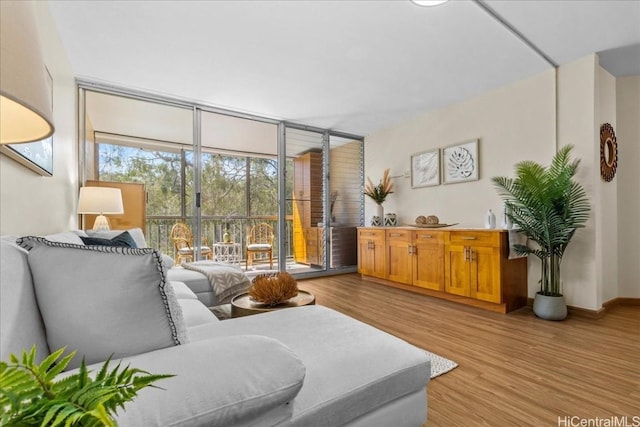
[411,0,449,6]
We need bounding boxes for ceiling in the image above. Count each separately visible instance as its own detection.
[48,0,640,137]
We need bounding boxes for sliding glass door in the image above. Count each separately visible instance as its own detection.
[80,83,363,276]
[199,110,280,270]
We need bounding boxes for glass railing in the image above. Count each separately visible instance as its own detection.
[145,216,293,263]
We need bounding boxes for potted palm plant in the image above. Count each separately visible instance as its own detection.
[492,145,590,320]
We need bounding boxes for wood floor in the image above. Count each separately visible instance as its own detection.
[297,273,640,427]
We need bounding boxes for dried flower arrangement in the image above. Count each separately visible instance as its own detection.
[364,168,394,205]
[249,272,299,307]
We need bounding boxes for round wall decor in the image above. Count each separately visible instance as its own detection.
[600,123,618,182]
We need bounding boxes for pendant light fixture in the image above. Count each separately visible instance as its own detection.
[411,0,449,7]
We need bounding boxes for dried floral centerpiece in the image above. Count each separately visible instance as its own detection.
[249,272,298,307]
[364,168,394,205]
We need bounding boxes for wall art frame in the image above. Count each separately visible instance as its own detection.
[411,148,440,188]
[442,139,479,184]
[0,67,53,176]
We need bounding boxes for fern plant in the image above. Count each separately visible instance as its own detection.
[0,346,173,426]
[492,145,590,296]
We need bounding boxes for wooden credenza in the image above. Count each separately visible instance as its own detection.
[357,227,527,313]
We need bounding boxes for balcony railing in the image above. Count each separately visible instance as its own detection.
[145,216,294,263]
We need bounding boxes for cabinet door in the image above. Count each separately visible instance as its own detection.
[444,245,471,297]
[413,231,444,291]
[357,229,386,278]
[470,246,502,303]
[386,230,413,284]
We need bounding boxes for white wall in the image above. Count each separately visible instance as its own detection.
[0,2,77,235]
[555,55,599,309]
[364,69,556,227]
[596,66,618,305]
[365,56,633,310]
[616,76,640,298]
[365,69,556,301]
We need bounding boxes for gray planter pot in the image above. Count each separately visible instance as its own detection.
[533,293,567,321]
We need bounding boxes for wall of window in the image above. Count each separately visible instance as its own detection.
[79,83,363,275]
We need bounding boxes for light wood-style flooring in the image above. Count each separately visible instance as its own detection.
[298,273,640,427]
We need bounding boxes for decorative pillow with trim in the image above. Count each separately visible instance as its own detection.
[17,236,188,370]
[79,230,138,248]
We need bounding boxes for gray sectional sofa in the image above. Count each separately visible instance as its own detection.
[0,233,430,426]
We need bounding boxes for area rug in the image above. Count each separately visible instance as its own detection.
[425,350,458,378]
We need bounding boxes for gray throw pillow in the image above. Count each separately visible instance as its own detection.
[17,236,188,370]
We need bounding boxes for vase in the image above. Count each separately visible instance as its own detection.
[376,204,384,220]
[485,209,496,229]
[533,293,567,321]
[384,213,397,227]
[223,231,231,243]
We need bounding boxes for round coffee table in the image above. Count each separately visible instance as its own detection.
[231,290,316,318]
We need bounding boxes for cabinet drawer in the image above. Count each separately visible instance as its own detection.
[358,229,385,240]
[386,229,412,242]
[448,231,501,247]
[413,230,445,243]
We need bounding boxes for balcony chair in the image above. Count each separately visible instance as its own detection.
[245,223,274,270]
[170,222,212,264]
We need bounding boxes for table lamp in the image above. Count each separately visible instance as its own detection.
[77,187,124,231]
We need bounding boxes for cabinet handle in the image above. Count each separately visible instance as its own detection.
[463,247,468,261]
[461,236,477,240]
[390,233,402,237]
[469,248,474,262]
[407,245,413,255]
[421,235,433,239]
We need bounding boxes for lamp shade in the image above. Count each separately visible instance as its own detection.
[0,1,54,144]
[77,187,124,214]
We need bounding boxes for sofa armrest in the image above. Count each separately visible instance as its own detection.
[97,335,305,426]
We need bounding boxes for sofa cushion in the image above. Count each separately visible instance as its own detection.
[166,267,217,306]
[189,305,430,427]
[179,298,219,328]
[80,228,174,270]
[170,281,198,300]
[108,336,306,427]
[0,238,49,363]
[16,236,188,370]
[79,230,137,248]
[44,231,85,245]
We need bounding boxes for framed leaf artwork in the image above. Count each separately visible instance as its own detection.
[442,139,479,184]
